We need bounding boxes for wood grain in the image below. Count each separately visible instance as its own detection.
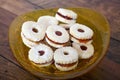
[0,56,39,80]
[0,0,41,15]
[0,7,18,64]
[107,38,120,64]
[0,0,120,80]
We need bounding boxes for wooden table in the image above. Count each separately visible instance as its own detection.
[0,0,120,80]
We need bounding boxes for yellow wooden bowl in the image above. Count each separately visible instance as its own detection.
[9,8,110,79]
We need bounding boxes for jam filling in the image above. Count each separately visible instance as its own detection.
[57,12,73,20]
[46,34,68,45]
[64,52,69,55]
[38,50,45,56]
[32,28,38,33]
[56,62,77,67]
[78,29,84,32]
[34,59,53,65]
[80,45,87,50]
[22,33,41,44]
[71,34,92,43]
[78,38,92,43]
[55,31,62,36]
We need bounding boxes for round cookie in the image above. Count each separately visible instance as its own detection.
[45,38,63,48]
[21,21,46,48]
[46,25,69,48]
[37,16,58,28]
[70,23,94,44]
[28,44,54,67]
[21,32,40,48]
[72,42,94,59]
[21,21,46,42]
[54,47,78,71]
[55,8,77,24]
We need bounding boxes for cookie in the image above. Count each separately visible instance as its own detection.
[54,47,78,71]
[46,25,69,48]
[71,37,93,44]
[28,44,54,67]
[72,42,94,59]
[59,23,74,30]
[70,23,94,44]
[45,38,63,48]
[37,16,58,28]
[21,21,46,47]
[55,8,77,24]
[21,32,39,48]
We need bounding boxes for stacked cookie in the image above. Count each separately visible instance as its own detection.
[21,8,94,71]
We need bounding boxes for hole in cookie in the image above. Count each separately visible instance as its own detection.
[32,28,38,33]
[78,29,84,32]
[55,31,62,36]
[66,28,69,30]
[38,50,45,56]
[64,52,69,55]
[80,45,87,50]
[70,40,73,43]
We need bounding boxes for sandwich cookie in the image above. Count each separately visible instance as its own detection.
[46,25,69,48]
[28,44,54,67]
[54,47,78,71]
[70,23,94,44]
[37,16,58,28]
[55,8,77,24]
[21,32,39,48]
[72,42,94,59]
[21,21,46,48]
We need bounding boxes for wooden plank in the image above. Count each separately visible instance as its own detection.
[106,38,120,63]
[0,0,41,15]
[0,7,18,64]
[0,22,8,43]
[92,0,120,41]
[27,0,120,41]
[0,7,16,25]
[27,0,73,8]
[0,43,18,64]
[0,7,16,42]
[0,22,20,65]
[81,57,120,80]
[0,56,39,80]
[27,0,84,8]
